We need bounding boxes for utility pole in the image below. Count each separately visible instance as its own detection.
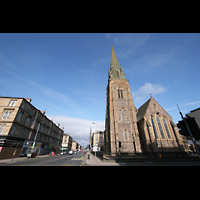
[177,105,200,158]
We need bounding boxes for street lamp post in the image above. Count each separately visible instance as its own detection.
[31,121,43,151]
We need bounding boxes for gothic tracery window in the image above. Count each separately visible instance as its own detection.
[156,115,165,139]
[163,118,171,139]
[151,117,158,139]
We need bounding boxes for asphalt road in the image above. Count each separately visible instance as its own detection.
[1,152,86,166]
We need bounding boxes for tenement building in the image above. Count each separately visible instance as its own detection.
[104,46,189,157]
[0,97,64,159]
[91,131,104,151]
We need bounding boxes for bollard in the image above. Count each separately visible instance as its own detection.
[88,154,90,159]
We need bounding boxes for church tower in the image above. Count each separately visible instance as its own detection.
[105,46,142,155]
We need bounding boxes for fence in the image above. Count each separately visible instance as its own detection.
[91,151,197,162]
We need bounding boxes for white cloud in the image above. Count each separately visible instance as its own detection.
[166,101,200,111]
[132,83,167,104]
[47,115,105,148]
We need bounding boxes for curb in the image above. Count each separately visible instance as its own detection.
[0,154,51,164]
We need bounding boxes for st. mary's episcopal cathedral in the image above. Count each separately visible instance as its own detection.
[104,46,189,156]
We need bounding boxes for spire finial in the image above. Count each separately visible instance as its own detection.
[150,93,152,98]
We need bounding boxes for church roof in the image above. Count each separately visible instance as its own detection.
[137,98,151,122]
[137,95,173,122]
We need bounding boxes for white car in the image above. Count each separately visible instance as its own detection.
[69,150,73,155]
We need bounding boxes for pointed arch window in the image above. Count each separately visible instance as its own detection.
[151,117,158,139]
[124,129,127,141]
[118,89,121,99]
[163,118,171,139]
[118,87,123,99]
[121,109,125,121]
[156,115,165,139]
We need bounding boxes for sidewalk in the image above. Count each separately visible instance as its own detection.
[0,154,50,165]
[85,152,119,166]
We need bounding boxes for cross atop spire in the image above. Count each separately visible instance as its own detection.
[109,46,125,79]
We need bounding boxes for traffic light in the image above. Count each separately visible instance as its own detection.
[177,120,189,137]
[119,141,121,148]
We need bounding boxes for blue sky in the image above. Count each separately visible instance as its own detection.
[0,33,200,147]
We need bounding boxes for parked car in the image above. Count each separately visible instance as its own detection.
[69,150,73,155]
[60,151,68,155]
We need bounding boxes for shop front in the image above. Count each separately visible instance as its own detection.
[20,140,42,157]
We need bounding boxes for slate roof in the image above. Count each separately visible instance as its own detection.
[137,98,151,122]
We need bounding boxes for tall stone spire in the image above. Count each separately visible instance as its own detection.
[110,45,120,68]
[109,45,125,79]
[105,46,141,155]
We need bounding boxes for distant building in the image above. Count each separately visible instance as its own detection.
[0,97,64,159]
[71,140,77,151]
[92,131,104,151]
[62,133,73,151]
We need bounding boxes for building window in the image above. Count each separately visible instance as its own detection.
[21,102,26,109]
[163,118,171,139]
[151,117,158,139]
[8,100,17,107]
[156,116,165,139]
[21,129,26,137]
[29,108,33,115]
[8,100,13,107]
[124,129,128,141]
[25,117,31,126]
[118,88,123,99]
[16,112,22,121]
[2,111,12,120]
[2,111,8,119]
[118,89,121,99]
[13,100,17,107]
[0,124,6,134]
[11,126,16,135]
[121,109,125,121]
[6,111,12,119]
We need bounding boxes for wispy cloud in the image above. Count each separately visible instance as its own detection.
[166,101,200,111]
[132,83,167,104]
[26,80,84,117]
[113,33,151,59]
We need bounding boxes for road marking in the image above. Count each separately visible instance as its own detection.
[71,158,84,160]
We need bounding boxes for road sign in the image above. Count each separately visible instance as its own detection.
[93,147,98,152]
